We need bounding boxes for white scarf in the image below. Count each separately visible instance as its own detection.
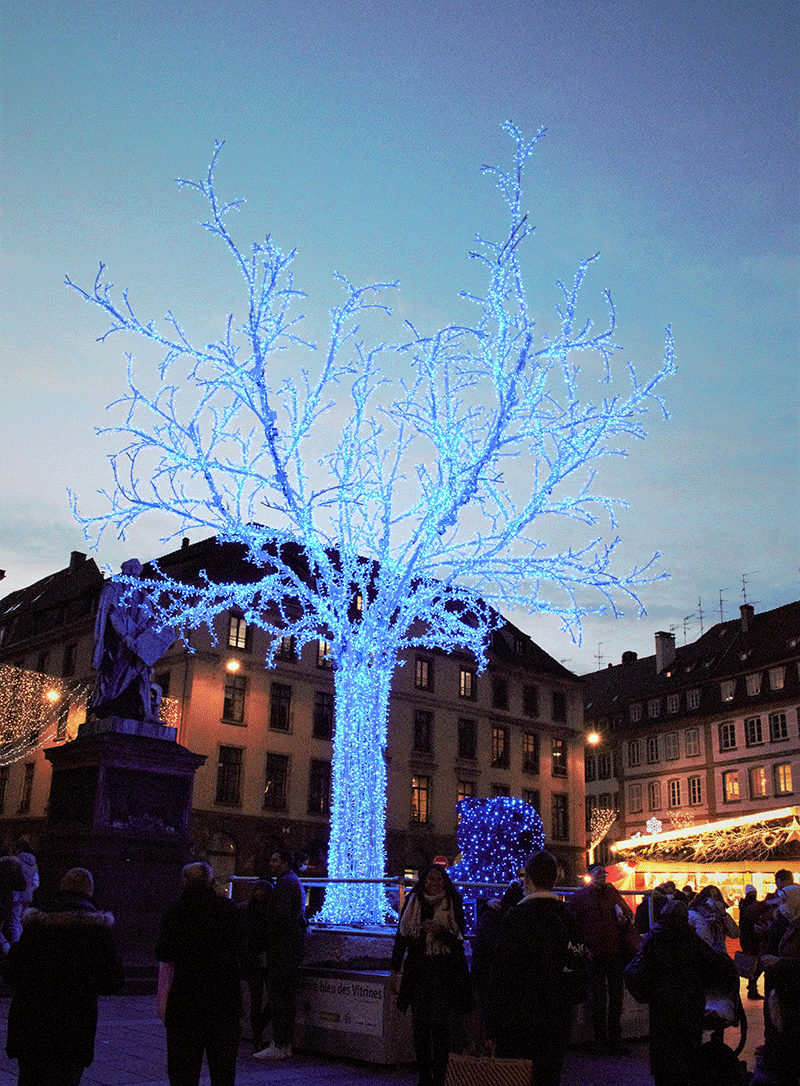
[399,891,461,955]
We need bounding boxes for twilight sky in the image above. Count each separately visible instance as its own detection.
[1,0,798,674]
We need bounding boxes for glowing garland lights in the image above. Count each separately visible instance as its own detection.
[614,807,800,865]
[0,665,179,768]
[67,127,674,924]
[449,797,545,885]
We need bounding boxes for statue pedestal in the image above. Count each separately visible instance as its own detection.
[42,725,206,975]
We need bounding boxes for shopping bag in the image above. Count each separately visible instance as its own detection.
[445,1052,534,1086]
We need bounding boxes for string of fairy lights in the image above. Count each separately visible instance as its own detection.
[616,809,800,865]
[0,665,178,767]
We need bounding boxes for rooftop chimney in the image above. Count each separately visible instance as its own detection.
[621,651,638,664]
[655,630,676,673]
[740,603,754,632]
[182,538,190,550]
[69,551,86,570]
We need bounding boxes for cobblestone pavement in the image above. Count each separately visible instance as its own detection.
[0,978,764,1086]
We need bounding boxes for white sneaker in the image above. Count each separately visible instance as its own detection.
[254,1043,291,1060]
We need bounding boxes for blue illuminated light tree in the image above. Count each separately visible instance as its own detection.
[68,125,674,924]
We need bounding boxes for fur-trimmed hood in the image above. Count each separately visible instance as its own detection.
[22,893,114,929]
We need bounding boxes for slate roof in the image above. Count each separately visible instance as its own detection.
[582,599,800,724]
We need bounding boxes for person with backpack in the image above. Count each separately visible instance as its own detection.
[488,851,587,1086]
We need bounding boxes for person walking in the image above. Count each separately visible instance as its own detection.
[687,885,738,953]
[253,850,307,1060]
[390,863,472,1086]
[2,867,124,1086]
[156,862,244,1086]
[488,850,587,1086]
[624,897,739,1086]
[568,862,634,1054]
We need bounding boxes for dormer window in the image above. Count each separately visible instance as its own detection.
[720,679,735,702]
[746,673,762,697]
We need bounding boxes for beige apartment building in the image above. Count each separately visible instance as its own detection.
[0,538,587,884]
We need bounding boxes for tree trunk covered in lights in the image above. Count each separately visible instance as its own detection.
[320,651,394,924]
[68,125,675,925]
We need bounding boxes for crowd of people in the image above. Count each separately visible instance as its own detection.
[1,846,798,1086]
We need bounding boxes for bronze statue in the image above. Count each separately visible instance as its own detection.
[89,559,174,723]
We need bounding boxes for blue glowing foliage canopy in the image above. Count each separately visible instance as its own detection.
[448,796,545,885]
[68,125,674,924]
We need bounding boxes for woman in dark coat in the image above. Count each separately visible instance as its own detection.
[624,898,738,1086]
[390,864,472,1086]
[2,867,124,1086]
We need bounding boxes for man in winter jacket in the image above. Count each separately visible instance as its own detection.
[156,861,244,1086]
[568,862,634,1054]
[2,867,124,1086]
[488,851,587,1086]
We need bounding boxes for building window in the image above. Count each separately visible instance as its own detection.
[585,794,598,832]
[522,732,540,774]
[457,718,476,760]
[415,657,433,690]
[769,712,789,742]
[685,728,700,757]
[749,766,768,799]
[62,642,78,677]
[688,776,702,805]
[263,753,289,811]
[664,732,679,761]
[551,737,567,778]
[552,691,567,722]
[598,792,613,809]
[308,759,331,815]
[722,769,740,802]
[718,721,736,751]
[744,717,763,746]
[155,671,171,698]
[411,775,430,823]
[491,725,509,769]
[269,682,292,732]
[457,780,475,802]
[584,753,597,783]
[630,703,642,722]
[667,780,681,808]
[36,651,49,674]
[0,766,8,814]
[523,685,539,716]
[552,794,569,840]
[492,677,509,711]
[317,639,333,669]
[228,613,250,651]
[686,689,701,711]
[491,783,510,797]
[19,763,34,813]
[413,710,433,755]
[628,740,641,767]
[216,746,243,806]
[513,636,525,656]
[769,667,786,691]
[459,668,477,700]
[629,783,643,813]
[597,752,612,780]
[775,763,793,795]
[648,699,661,719]
[646,736,659,764]
[275,635,295,660]
[522,788,539,810]
[648,781,661,811]
[223,674,247,723]
[313,691,334,740]
[666,693,680,714]
[746,673,762,697]
[720,679,736,702]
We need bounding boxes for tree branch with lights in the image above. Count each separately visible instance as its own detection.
[68,124,675,923]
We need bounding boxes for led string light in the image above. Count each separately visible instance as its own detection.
[68,128,675,924]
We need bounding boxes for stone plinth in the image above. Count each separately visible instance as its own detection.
[41,726,206,972]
